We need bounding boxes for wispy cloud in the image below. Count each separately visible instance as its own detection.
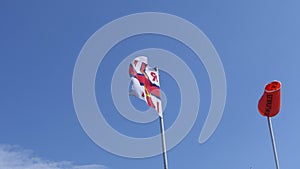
[0,144,107,169]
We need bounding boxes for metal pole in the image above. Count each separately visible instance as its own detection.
[267,117,280,169]
[159,116,169,169]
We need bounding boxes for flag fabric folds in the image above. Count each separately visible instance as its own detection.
[129,56,162,117]
[258,80,281,117]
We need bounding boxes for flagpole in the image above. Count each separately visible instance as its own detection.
[267,117,280,169]
[159,116,168,169]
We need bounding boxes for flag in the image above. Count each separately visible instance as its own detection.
[258,80,281,117]
[129,56,162,117]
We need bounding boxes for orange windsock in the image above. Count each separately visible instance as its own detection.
[258,81,281,117]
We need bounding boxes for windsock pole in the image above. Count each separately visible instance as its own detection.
[267,117,280,169]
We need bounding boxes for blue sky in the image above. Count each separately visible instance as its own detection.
[1,1,300,169]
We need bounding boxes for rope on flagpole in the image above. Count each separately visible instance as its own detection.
[267,117,280,169]
[159,116,169,169]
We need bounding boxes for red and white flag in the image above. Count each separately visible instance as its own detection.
[129,56,162,117]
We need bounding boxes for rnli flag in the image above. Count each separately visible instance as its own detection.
[129,56,162,117]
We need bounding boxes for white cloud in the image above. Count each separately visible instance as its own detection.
[0,144,107,169]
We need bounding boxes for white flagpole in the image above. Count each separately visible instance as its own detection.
[267,117,280,169]
[159,116,169,169]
